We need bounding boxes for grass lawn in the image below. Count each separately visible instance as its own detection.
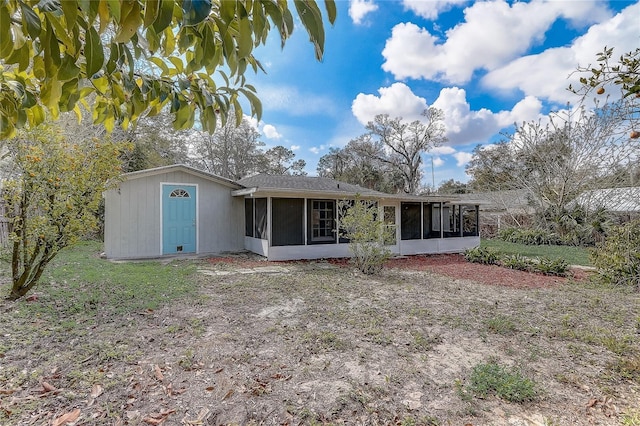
[481,238,593,266]
[1,241,638,425]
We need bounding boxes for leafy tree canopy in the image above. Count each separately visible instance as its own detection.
[0,0,336,138]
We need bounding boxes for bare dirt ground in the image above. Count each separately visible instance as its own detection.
[1,254,639,425]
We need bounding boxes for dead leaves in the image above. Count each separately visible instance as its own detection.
[51,409,81,426]
[586,396,618,417]
[143,408,176,425]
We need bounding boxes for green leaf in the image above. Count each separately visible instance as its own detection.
[85,25,105,77]
[20,1,42,39]
[59,78,80,111]
[239,88,262,121]
[294,0,324,60]
[168,56,184,74]
[114,1,141,43]
[149,56,170,75]
[152,0,174,33]
[143,0,160,28]
[237,16,252,58]
[0,5,12,57]
[324,0,337,25]
[57,54,80,81]
[61,0,78,29]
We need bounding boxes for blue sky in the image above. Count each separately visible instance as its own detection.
[243,0,639,187]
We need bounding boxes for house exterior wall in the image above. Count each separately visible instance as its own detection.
[238,194,480,261]
[105,170,243,259]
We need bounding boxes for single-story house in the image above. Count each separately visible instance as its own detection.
[104,164,482,261]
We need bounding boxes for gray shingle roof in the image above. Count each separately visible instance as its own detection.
[237,174,386,196]
[572,187,640,212]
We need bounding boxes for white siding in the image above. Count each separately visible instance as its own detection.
[105,170,243,259]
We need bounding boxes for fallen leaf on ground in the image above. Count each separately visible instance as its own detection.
[40,381,58,393]
[153,365,164,381]
[52,409,81,426]
[90,384,103,398]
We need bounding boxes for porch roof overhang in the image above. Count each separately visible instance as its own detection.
[232,187,488,205]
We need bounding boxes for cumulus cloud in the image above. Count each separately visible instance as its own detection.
[482,2,640,104]
[309,145,327,155]
[290,145,301,151]
[349,0,378,24]
[432,156,445,167]
[402,0,469,20]
[381,0,612,83]
[351,82,428,124]
[431,146,456,155]
[453,152,473,167]
[262,124,282,139]
[352,84,543,146]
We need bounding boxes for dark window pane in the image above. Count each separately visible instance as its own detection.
[401,202,421,240]
[462,205,478,236]
[255,198,267,239]
[244,198,254,237]
[423,203,434,239]
[272,198,304,246]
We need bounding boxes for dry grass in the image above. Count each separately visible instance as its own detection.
[0,244,638,425]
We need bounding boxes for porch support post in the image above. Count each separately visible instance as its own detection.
[475,205,480,237]
[440,201,444,239]
[459,205,463,237]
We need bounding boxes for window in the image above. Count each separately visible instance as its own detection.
[244,198,254,237]
[169,188,190,198]
[384,205,397,245]
[462,205,479,236]
[338,200,354,244]
[401,202,421,240]
[423,203,435,239]
[272,198,304,246]
[255,198,267,239]
[308,200,336,244]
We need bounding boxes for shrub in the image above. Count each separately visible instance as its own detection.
[500,254,532,272]
[591,220,640,291]
[535,257,569,276]
[464,248,569,277]
[338,197,393,275]
[497,227,559,245]
[464,247,499,265]
[467,361,539,403]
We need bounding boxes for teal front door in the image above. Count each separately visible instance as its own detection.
[162,184,196,254]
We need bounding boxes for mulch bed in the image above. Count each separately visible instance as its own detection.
[208,253,591,289]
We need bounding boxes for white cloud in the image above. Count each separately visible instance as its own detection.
[402,0,469,20]
[352,84,544,146]
[351,82,428,124]
[262,124,282,139]
[349,0,378,25]
[431,146,456,155]
[453,152,473,167]
[482,2,640,104]
[432,156,445,167]
[309,145,327,155]
[290,145,301,151]
[381,0,612,83]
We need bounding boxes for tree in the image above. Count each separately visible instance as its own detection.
[191,115,264,179]
[466,141,519,192]
[338,197,393,275]
[0,0,336,138]
[261,146,306,176]
[570,47,640,100]
[316,134,418,194]
[122,112,191,172]
[468,104,636,242]
[570,47,639,139]
[363,109,446,194]
[2,121,126,300]
[437,179,468,194]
